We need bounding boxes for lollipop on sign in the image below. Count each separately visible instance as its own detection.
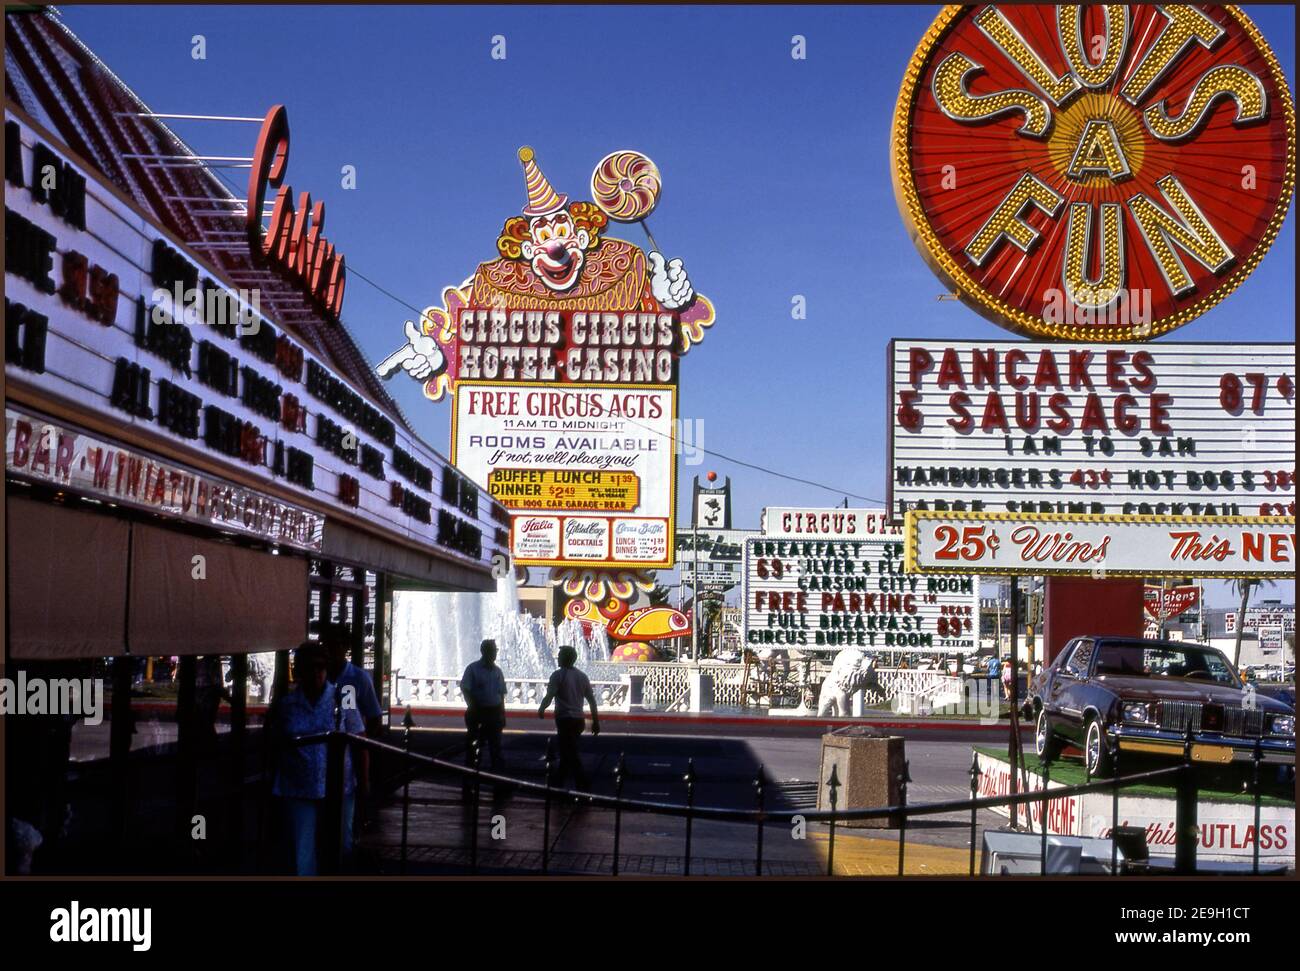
[591,150,663,251]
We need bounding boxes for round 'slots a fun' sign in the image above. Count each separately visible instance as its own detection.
[892,5,1295,341]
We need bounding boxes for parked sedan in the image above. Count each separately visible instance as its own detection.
[1030,636,1295,777]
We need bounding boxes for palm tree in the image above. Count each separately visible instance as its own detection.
[701,598,724,655]
[1230,578,1275,669]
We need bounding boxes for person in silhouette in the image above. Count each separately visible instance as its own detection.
[538,646,600,791]
[460,639,507,771]
[267,642,364,875]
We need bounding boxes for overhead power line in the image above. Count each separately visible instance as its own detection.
[205,166,884,505]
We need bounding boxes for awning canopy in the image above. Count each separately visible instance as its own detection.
[6,494,130,660]
[127,522,308,656]
[322,518,494,593]
[6,494,308,659]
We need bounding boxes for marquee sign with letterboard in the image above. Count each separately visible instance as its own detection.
[905,510,1296,579]
[1224,605,1295,635]
[891,4,1295,341]
[450,381,675,567]
[676,527,755,593]
[888,340,1296,523]
[4,109,504,570]
[743,507,979,654]
[5,406,325,551]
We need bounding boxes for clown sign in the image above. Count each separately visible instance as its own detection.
[891,5,1295,340]
[379,147,715,570]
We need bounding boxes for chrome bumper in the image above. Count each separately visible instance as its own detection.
[1112,725,1296,764]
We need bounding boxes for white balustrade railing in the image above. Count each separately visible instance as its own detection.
[592,661,752,710]
[392,665,971,718]
[394,674,630,712]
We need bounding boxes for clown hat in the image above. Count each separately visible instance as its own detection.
[518,146,568,217]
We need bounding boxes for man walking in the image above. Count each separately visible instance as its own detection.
[538,646,600,792]
[460,639,507,771]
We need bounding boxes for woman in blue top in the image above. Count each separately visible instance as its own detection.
[268,641,366,875]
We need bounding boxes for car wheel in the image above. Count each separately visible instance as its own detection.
[1084,717,1113,778]
[1035,708,1060,761]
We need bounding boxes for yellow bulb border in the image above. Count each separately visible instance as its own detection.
[903,509,1297,578]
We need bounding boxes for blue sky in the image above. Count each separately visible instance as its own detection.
[57,5,1295,606]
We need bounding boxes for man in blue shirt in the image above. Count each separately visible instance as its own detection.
[986,654,1000,707]
[461,639,507,771]
[323,625,383,837]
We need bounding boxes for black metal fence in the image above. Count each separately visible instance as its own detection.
[284,712,1283,878]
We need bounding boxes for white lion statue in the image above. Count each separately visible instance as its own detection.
[816,648,879,716]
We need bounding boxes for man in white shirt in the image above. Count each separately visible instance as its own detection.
[461,639,508,770]
[538,646,600,791]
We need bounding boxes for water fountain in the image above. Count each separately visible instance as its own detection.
[390,576,609,685]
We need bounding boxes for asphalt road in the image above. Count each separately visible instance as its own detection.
[399,719,1016,852]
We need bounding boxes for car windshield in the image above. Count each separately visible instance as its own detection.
[1092,643,1240,687]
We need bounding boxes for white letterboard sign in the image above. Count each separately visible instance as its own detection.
[743,507,979,654]
[888,339,1296,523]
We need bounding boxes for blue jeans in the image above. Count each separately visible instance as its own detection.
[283,795,355,875]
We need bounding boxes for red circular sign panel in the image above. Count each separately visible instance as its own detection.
[892,4,1295,340]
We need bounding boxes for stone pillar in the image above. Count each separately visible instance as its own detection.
[687,668,714,712]
[628,673,646,709]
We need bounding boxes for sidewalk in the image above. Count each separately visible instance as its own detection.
[359,779,977,876]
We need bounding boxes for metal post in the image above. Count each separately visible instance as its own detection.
[683,758,696,876]
[542,739,553,874]
[372,572,388,717]
[109,657,134,849]
[322,729,346,876]
[227,652,248,867]
[1174,731,1198,875]
[1251,738,1262,876]
[897,761,911,876]
[1008,577,1020,828]
[1111,735,1121,875]
[469,741,482,873]
[754,764,766,877]
[175,655,198,851]
[612,752,626,876]
[1040,762,1050,874]
[968,750,981,876]
[826,763,840,877]
[400,707,412,875]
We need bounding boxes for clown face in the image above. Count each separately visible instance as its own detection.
[520,211,590,292]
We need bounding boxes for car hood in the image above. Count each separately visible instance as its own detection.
[1094,675,1293,713]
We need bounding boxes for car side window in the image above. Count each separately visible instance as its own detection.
[1202,652,1239,686]
[1054,640,1077,675]
[1064,639,1095,678]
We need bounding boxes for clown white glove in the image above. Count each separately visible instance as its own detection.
[377,318,444,381]
[648,252,694,310]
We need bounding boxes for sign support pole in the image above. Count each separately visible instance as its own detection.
[691,520,699,662]
[1008,575,1020,829]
